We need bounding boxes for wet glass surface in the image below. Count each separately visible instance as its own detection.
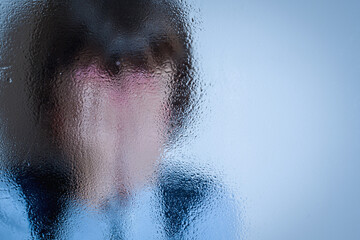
[0,0,240,239]
[2,0,360,240]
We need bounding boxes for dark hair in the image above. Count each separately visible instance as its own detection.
[25,0,196,139]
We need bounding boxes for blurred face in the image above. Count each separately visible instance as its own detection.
[0,0,187,208]
[45,52,174,202]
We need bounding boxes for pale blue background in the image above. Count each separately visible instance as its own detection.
[184,0,360,239]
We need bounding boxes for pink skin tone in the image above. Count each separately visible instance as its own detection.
[51,57,173,204]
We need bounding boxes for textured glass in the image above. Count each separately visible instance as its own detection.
[2,0,359,240]
[0,0,239,239]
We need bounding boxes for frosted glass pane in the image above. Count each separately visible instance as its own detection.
[1,0,359,239]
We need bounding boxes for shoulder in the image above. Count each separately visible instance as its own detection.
[157,163,241,239]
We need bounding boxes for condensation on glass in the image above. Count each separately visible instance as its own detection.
[0,0,240,239]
